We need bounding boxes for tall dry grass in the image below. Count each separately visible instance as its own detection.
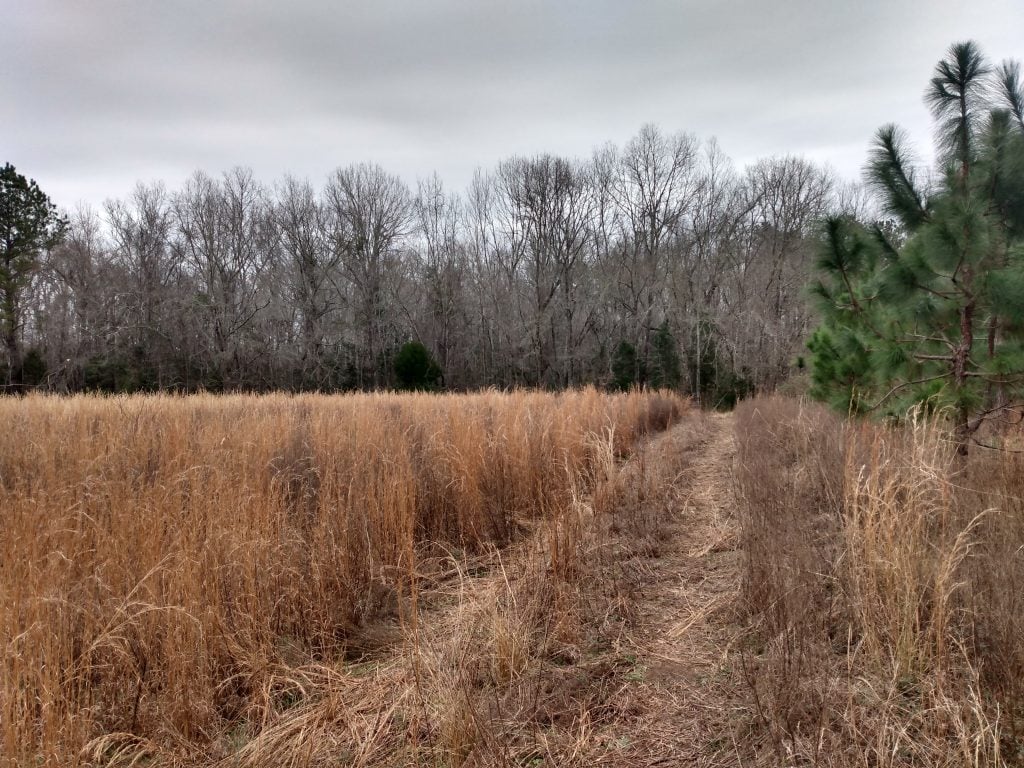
[194,402,710,768]
[735,395,1024,766]
[0,388,686,766]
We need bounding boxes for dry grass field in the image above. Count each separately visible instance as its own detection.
[6,390,1024,767]
[735,396,1024,766]
[0,388,689,766]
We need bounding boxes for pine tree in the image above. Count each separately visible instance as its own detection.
[393,340,443,390]
[1,164,66,389]
[610,340,639,391]
[649,322,682,389]
[809,43,1024,453]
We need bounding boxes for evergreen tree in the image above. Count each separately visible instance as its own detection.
[393,341,443,390]
[649,321,682,389]
[0,164,66,389]
[809,43,1024,453]
[610,340,639,391]
[20,348,48,388]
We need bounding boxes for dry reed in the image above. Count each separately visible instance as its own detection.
[0,388,686,766]
[735,395,1024,766]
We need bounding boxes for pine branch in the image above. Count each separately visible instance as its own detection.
[997,60,1024,132]
[867,126,929,229]
[863,373,949,412]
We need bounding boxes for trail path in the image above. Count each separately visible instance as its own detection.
[605,412,748,767]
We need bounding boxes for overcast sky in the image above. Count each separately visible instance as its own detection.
[5,0,1022,211]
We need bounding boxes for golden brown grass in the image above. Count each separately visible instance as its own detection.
[735,395,1024,766]
[0,388,687,766]
[191,403,712,768]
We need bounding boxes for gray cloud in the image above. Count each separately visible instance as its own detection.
[4,0,1022,209]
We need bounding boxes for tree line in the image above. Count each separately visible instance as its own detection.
[3,125,865,399]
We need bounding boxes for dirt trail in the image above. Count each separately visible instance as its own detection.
[605,411,747,767]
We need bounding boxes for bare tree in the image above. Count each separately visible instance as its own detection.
[273,176,339,387]
[464,169,518,384]
[667,140,750,398]
[725,156,833,388]
[324,163,412,388]
[106,182,178,384]
[411,174,469,385]
[493,155,595,386]
[174,168,274,389]
[33,207,119,389]
[612,124,701,374]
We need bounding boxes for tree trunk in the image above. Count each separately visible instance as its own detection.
[1,276,22,391]
[952,294,975,456]
[3,325,21,391]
